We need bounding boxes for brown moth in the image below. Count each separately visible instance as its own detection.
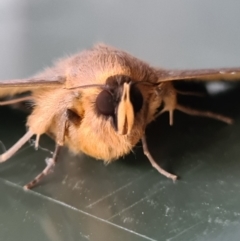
[0,44,239,189]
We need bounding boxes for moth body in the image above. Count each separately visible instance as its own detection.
[24,45,163,162]
[0,43,238,189]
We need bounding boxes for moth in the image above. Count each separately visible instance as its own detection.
[0,44,239,189]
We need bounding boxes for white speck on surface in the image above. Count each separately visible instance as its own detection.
[231,71,236,75]
[122,217,134,223]
[214,217,230,226]
[166,222,201,241]
[72,180,82,190]
[61,175,68,184]
[218,180,225,185]
[79,231,90,240]
[147,199,158,208]
[165,205,170,216]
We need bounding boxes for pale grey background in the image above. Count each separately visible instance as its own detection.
[1,0,240,79]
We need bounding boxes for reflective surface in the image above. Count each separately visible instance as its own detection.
[1,1,240,241]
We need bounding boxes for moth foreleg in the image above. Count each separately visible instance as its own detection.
[175,104,233,124]
[175,90,205,97]
[155,82,233,125]
[24,143,62,190]
[156,108,174,126]
[141,135,177,181]
[0,130,34,162]
[24,114,67,189]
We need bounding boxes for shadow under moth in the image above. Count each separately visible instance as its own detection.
[0,44,239,189]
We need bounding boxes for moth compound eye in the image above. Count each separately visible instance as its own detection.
[130,85,143,113]
[67,109,81,125]
[96,90,115,116]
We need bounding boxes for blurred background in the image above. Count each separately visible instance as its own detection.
[1,1,240,241]
[1,0,240,79]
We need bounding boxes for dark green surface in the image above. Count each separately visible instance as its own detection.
[0,179,149,241]
[1,1,240,241]
[1,90,240,241]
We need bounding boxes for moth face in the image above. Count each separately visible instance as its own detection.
[95,75,143,135]
[63,75,149,161]
[29,74,159,161]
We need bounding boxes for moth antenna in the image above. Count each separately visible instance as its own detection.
[66,80,157,90]
[66,84,105,90]
[0,130,34,162]
[175,104,233,124]
[0,96,33,106]
[141,135,177,181]
[133,81,159,87]
[24,144,62,190]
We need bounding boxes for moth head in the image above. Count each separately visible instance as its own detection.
[67,75,155,136]
[63,74,156,161]
[95,75,143,135]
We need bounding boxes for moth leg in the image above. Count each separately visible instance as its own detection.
[175,104,233,124]
[156,108,174,126]
[0,130,34,162]
[24,144,62,190]
[176,90,204,97]
[35,134,40,149]
[0,96,33,106]
[141,135,177,181]
[156,82,233,125]
[155,82,177,125]
[24,115,67,189]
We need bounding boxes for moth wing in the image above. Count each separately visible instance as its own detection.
[0,76,66,97]
[159,67,240,82]
[0,75,65,87]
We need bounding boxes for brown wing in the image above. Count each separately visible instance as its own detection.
[158,67,240,82]
[0,76,65,97]
[0,76,65,87]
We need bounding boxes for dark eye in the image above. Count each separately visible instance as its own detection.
[67,109,81,125]
[130,85,143,113]
[96,90,115,116]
